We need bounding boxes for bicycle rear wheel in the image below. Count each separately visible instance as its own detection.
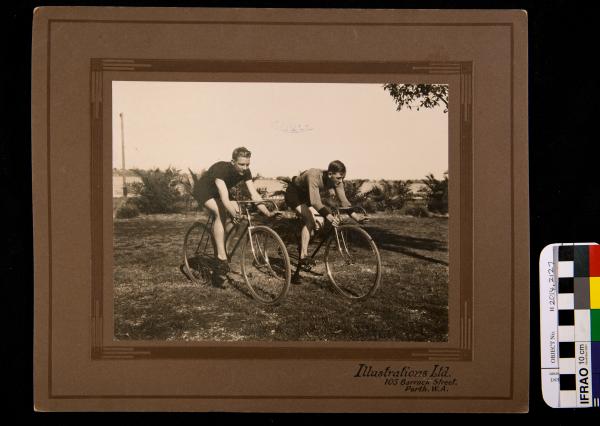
[324,225,382,300]
[183,221,215,285]
[241,226,291,304]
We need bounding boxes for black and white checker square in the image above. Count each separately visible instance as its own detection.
[557,309,576,374]
[558,338,575,373]
[558,245,575,279]
[559,373,576,391]
[558,278,575,310]
[559,245,574,262]
[559,341,575,358]
[558,309,575,327]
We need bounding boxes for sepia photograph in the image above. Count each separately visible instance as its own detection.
[112,81,449,342]
[31,7,531,411]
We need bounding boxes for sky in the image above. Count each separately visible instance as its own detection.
[112,81,448,180]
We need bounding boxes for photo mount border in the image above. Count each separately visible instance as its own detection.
[90,58,473,362]
[34,15,525,404]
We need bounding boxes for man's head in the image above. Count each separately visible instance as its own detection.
[231,147,252,175]
[326,160,346,186]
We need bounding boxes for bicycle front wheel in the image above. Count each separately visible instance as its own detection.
[324,225,382,300]
[241,226,291,305]
[183,221,215,285]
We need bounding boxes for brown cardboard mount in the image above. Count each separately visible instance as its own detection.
[32,7,529,412]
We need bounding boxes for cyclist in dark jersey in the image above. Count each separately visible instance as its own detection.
[284,160,367,282]
[193,147,277,275]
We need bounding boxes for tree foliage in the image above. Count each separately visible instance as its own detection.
[383,84,448,113]
[115,199,140,219]
[419,172,449,214]
[363,180,412,211]
[131,167,183,214]
[343,179,412,212]
[343,179,368,204]
[180,168,206,205]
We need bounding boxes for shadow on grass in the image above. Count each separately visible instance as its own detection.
[271,218,448,267]
[179,258,257,303]
[223,272,255,301]
[115,213,449,342]
[365,226,449,267]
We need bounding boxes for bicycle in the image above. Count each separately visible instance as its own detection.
[183,199,291,305]
[292,206,382,300]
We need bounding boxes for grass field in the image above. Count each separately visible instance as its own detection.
[113,211,448,342]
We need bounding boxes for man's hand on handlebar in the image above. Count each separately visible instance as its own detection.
[326,214,341,227]
[231,212,242,224]
[350,211,369,225]
[268,210,283,219]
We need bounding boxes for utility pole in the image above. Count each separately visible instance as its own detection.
[120,112,127,198]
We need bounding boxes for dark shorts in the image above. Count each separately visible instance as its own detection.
[193,185,217,207]
[193,185,234,208]
[284,183,310,210]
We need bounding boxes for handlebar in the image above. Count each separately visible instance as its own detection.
[331,206,368,216]
[235,199,283,225]
[236,198,281,212]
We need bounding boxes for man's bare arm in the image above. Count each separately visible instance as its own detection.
[215,179,239,218]
[334,182,367,224]
[245,180,274,217]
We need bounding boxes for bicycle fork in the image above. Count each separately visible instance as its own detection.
[333,227,356,265]
[246,226,278,277]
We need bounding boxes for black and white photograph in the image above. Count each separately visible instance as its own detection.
[27,5,537,413]
[112,81,449,342]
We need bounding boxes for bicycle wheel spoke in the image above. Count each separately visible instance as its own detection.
[258,233,283,277]
[183,222,215,285]
[241,227,291,304]
[339,230,357,264]
[325,226,381,299]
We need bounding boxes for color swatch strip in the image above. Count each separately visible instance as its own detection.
[540,243,600,408]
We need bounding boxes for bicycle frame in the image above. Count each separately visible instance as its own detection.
[197,199,281,263]
[305,206,369,261]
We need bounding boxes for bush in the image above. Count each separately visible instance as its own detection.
[427,198,447,214]
[343,179,368,204]
[131,167,183,214]
[172,200,191,212]
[348,179,412,211]
[181,168,206,208]
[388,181,412,210]
[361,199,379,214]
[229,181,252,201]
[404,205,430,218]
[421,173,448,214]
[115,201,140,219]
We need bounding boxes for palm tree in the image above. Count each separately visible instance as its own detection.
[421,173,448,214]
[343,179,369,204]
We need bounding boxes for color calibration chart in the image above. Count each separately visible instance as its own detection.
[540,243,600,408]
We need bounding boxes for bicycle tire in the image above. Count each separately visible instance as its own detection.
[240,226,291,305]
[183,221,215,285]
[324,225,382,300]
